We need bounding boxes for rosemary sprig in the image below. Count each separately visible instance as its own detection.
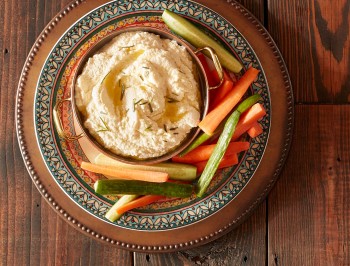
[120,83,126,100]
[148,102,153,113]
[142,66,150,70]
[133,98,143,111]
[96,117,110,132]
[133,98,136,112]
[139,75,144,81]
[163,124,167,132]
[139,100,149,106]
[145,125,152,131]
[169,127,178,131]
[120,45,135,49]
[166,96,179,103]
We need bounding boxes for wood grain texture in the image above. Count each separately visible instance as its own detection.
[0,0,132,265]
[134,202,266,266]
[2,0,350,265]
[268,105,350,266]
[267,0,350,103]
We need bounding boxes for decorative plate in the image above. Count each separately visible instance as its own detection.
[16,0,293,251]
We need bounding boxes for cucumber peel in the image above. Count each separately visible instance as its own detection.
[162,9,243,73]
[95,180,193,198]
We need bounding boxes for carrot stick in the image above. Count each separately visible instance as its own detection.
[199,67,260,135]
[115,195,165,215]
[210,80,234,110]
[247,122,264,138]
[195,153,239,173]
[81,162,169,183]
[172,141,249,164]
[232,103,266,140]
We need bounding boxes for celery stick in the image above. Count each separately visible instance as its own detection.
[105,195,138,222]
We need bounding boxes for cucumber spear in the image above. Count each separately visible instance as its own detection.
[162,9,243,73]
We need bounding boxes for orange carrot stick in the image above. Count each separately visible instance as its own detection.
[115,195,165,215]
[172,141,249,164]
[81,162,169,183]
[210,80,234,110]
[199,67,260,135]
[195,153,239,173]
[247,122,264,138]
[232,103,266,140]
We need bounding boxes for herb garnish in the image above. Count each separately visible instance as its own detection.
[145,125,152,131]
[96,117,110,132]
[169,127,178,131]
[120,83,126,100]
[148,103,153,113]
[163,124,167,132]
[179,70,185,74]
[139,75,144,81]
[120,45,135,49]
[173,132,179,135]
[133,99,143,111]
[166,96,179,103]
[142,66,150,70]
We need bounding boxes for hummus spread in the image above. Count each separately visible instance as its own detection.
[75,31,201,159]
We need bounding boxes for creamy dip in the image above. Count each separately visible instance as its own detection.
[75,31,201,159]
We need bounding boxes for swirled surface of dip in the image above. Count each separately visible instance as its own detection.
[75,31,201,159]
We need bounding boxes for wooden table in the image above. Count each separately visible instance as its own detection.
[1,0,349,265]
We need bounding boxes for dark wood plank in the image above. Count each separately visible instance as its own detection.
[235,0,265,22]
[268,105,350,265]
[134,1,267,265]
[267,0,350,103]
[0,0,132,265]
[134,202,266,266]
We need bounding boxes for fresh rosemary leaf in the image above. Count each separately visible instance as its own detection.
[120,45,135,49]
[97,117,110,132]
[148,103,153,113]
[166,96,179,103]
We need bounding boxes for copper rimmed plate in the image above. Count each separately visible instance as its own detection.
[16,0,293,252]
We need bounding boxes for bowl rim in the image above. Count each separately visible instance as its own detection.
[69,26,210,165]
